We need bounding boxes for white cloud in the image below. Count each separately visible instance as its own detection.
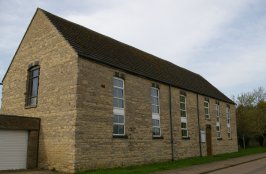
[0,0,265,99]
[66,0,250,65]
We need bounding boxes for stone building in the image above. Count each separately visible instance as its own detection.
[0,8,238,173]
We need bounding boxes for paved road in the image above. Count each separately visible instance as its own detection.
[208,158,266,174]
[155,153,266,174]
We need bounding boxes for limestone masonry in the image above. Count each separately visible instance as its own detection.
[0,8,238,173]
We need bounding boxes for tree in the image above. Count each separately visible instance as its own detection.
[235,87,266,107]
[235,87,266,147]
[255,101,266,146]
[253,87,266,104]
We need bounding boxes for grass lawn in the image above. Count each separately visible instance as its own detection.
[76,147,266,174]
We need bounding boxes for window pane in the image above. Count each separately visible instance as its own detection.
[113,98,124,108]
[152,127,160,136]
[182,130,188,137]
[27,67,40,106]
[113,115,124,123]
[118,125,124,134]
[216,105,219,115]
[151,97,159,105]
[113,88,123,98]
[31,78,39,97]
[181,122,187,128]
[113,125,124,135]
[32,69,39,78]
[151,88,158,97]
[204,102,208,107]
[113,78,123,88]
[180,110,186,117]
[216,126,220,131]
[204,108,209,115]
[180,103,185,110]
[152,119,160,126]
[180,96,185,102]
[152,105,156,113]
[152,105,159,114]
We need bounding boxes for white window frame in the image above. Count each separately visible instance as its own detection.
[204,101,210,119]
[151,87,161,137]
[215,103,221,139]
[180,95,188,138]
[226,106,231,139]
[113,77,125,136]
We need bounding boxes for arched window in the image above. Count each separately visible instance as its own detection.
[26,66,40,107]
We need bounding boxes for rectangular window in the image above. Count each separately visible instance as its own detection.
[215,103,221,139]
[113,77,125,136]
[180,95,188,138]
[26,66,40,106]
[226,106,231,139]
[151,87,161,137]
[204,101,210,119]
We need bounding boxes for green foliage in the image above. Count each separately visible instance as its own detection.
[235,87,266,147]
[76,147,266,174]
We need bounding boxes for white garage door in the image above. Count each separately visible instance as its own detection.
[0,130,28,170]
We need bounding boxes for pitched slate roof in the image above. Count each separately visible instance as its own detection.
[41,8,234,104]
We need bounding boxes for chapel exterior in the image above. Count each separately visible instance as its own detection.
[0,8,238,173]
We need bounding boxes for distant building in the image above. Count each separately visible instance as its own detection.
[0,8,238,173]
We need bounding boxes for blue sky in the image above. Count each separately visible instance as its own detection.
[1,0,266,105]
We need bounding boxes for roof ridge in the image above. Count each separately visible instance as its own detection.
[40,9,180,64]
[37,8,234,104]
[41,9,201,78]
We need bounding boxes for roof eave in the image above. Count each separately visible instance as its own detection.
[78,53,235,105]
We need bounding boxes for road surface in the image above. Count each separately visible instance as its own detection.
[208,158,266,174]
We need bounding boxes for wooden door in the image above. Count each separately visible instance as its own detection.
[206,125,212,156]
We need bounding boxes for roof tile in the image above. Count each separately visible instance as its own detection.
[41,8,234,104]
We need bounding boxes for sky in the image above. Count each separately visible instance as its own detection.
[0,0,266,105]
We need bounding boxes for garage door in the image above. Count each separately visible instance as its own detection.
[0,130,28,170]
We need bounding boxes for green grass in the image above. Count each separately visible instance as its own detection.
[76,147,266,174]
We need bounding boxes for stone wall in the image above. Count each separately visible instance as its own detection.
[197,96,238,156]
[75,58,172,171]
[0,10,78,173]
[75,58,238,171]
[0,9,238,173]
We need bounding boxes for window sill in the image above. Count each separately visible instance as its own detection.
[25,105,37,109]
[182,137,190,140]
[217,137,223,140]
[152,136,164,139]
[205,118,211,121]
[113,135,128,139]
